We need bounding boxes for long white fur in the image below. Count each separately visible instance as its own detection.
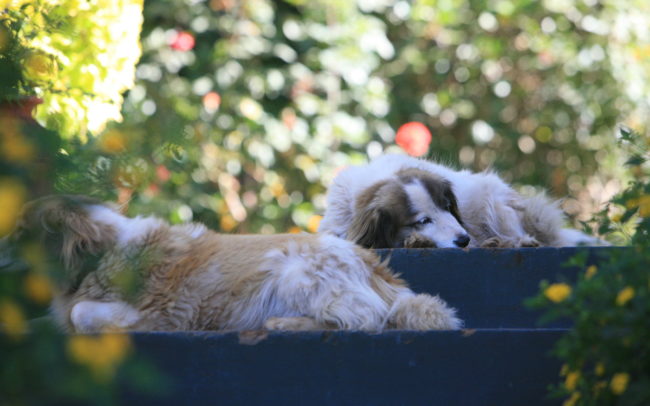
[87,205,166,246]
[71,301,141,333]
[320,154,605,247]
[67,201,462,333]
[404,181,467,248]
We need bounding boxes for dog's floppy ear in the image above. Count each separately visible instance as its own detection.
[347,205,398,249]
[17,195,116,283]
[347,181,403,249]
[443,182,464,226]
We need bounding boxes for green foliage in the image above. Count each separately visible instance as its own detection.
[527,128,650,406]
[0,246,165,405]
[52,0,650,235]
[1,0,144,138]
[1,1,161,404]
[1,0,650,402]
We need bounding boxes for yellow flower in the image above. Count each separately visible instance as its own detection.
[610,213,622,223]
[307,215,323,233]
[610,372,629,395]
[563,391,580,406]
[269,181,285,198]
[616,287,635,306]
[220,214,237,232]
[68,333,131,380]
[544,283,572,303]
[288,226,302,234]
[0,115,35,163]
[24,273,53,305]
[1,131,35,163]
[22,50,58,83]
[98,129,127,154]
[639,195,650,217]
[595,363,605,376]
[68,335,95,363]
[0,178,26,237]
[565,371,580,391]
[0,300,27,339]
[627,195,650,217]
[585,265,597,280]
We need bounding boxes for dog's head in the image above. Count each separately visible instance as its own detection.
[347,168,470,249]
[9,195,118,289]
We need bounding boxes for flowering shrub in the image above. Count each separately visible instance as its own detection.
[395,122,432,157]
[1,0,143,138]
[0,216,164,403]
[61,0,647,235]
[0,2,160,403]
[527,127,650,406]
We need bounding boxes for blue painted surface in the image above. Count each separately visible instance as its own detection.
[379,247,612,328]
[125,329,566,406]
[117,247,618,405]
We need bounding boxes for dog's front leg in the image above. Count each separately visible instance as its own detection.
[70,301,141,333]
[386,293,462,330]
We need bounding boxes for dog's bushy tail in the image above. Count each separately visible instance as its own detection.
[519,193,566,246]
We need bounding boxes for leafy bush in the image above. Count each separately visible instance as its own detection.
[1,1,161,404]
[527,127,650,406]
[51,0,650,235]
[1,0,144,138]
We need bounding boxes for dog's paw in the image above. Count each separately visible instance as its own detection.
[389,294,463,330]
[518,235,540,248]
[264,316,324,331]
[70,301,140,333]
[481,236,539,248]
[480,237,505,248]
[403,234,437,248]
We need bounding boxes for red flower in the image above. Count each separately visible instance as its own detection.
[202,91,221,111]
[395,122,432,157]
[156,165,171,182]
[170,31,195,51]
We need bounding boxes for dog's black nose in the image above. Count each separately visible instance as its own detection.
[454,234,470,248]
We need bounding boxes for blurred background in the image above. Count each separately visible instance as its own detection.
[1,0,650,403]
[2,0,650,236]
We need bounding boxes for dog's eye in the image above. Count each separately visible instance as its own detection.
[416,217,432,226]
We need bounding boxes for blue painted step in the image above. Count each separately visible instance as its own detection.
[379,247,608,328]
[124,329,566,406]
[118,247,617,405]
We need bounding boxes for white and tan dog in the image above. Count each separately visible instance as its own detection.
[11,195,461,333]
[319,154,606,249]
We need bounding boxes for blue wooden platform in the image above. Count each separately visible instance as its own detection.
[125,329,565,406]
[119,247,614,406]
[377,247,603,328]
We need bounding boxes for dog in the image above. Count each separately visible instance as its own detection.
[9,194,461,333]
[319,154,606,249]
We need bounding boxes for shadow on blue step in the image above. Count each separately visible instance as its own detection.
[123,329,567,406]
[378,247,618,328]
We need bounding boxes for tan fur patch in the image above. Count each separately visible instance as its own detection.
[15,195,462,333]
[348,180,411,248]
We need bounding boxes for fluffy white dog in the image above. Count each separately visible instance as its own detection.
[10,194,461,333]
[319,154,605,249]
